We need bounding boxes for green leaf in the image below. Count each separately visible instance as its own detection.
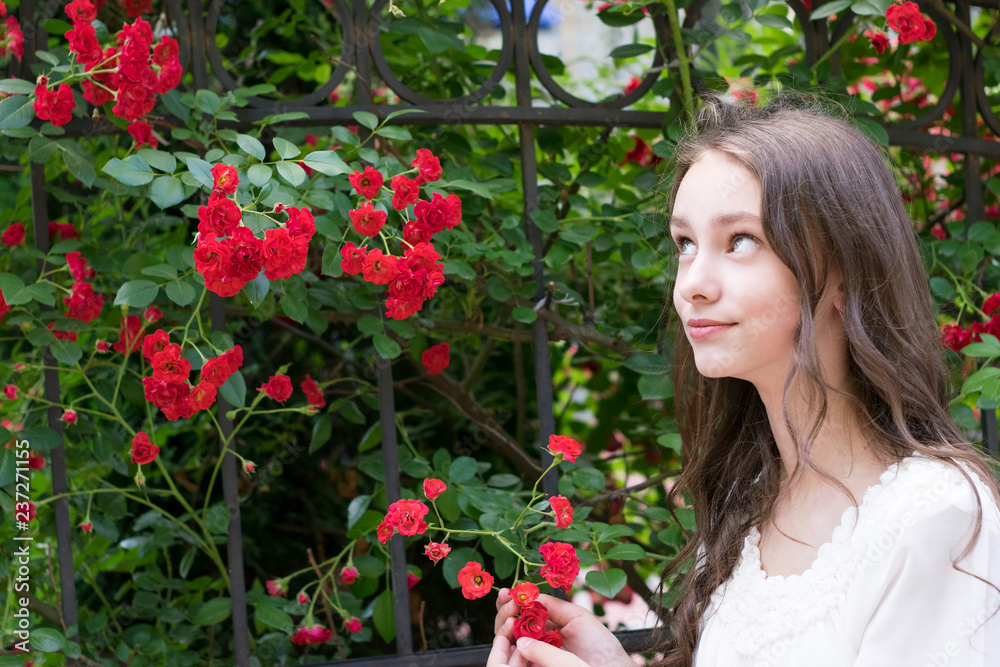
[102,156,154,186]
[449,456,478,484]
[276,161,307,186]
[512,306,537,324]
[756,12,794,29]
[960,341,1000,358]
[631,248,659,269]
[114,280,159,307]
[272,137,300,160]
[384,108,427,122]
[195,89,222,115]
[442,179,492,199]
[347,495,371,529]
[280,292,307,322]
[638,374,673,400]
[929,277,956,300]
[218,371,247,409]
[192,598,232,625]
[359,147,380,164]
[51,339,82,366]
[247,164,272,187]
[142,264,179,280]
[0,79,35,95]
[809,0,852,17]
[374,333,401,359]
[62,145,96,187]
[243,272,270,307]
[854,117,889,148]
[530,209,559,233]
[604,543,647,560]
[374,125,412,141]
[255,605,293,634]
[150,176,186,209]
[849,0,882,14]
[137,149,177,173]
[237,134,266,161]
[610,43,653,59]
[0,94,35,130]
[29,627,66,652]
[657,432,682,455]
[372,589,396,643]
[186,158,215,190]
[302,150,352,176]
[585,569,627,599]
[444,259,475,280]
[166,280,197,306]
[309,413,332,454]
[353,111,379,130]
[623,353,670,375]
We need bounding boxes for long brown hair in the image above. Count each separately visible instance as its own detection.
[654,92,1000,666]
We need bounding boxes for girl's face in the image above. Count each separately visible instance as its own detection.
[670,150,804,388]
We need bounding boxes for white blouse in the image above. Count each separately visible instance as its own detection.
[694,453,1000,666]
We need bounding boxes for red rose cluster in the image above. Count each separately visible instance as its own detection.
[885,1,936,45]
[141,329,242,421]
[290,624,333,645]
[941,292,1000,353]
[63,251,103,324]
[547,434,582,463]
[339,149,462,320]
[457,561,495,600]
[549,494,573,529]
[0,3,24,62]
[538,542,580,593]
[509,582,562,647]
[377,498,430,543]
[193,165,316,297]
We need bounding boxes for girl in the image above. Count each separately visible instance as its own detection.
[488,93,1000,666]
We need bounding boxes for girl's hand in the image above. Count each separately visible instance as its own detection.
[492,589,636,667]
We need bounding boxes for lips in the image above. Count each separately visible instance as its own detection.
[687,321,736,340]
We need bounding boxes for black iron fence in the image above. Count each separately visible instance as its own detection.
[9,0,1000,664]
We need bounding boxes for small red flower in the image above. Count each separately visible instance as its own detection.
[513,601,549,640]
[65,0,97,22]
[266,579,286,596]
[984,293,1000,316]
[27,452,45,469]
[547,434,582,463]
[130,432,159,465]
[96,340,110,352]
[510,582,539,607]
[538,542,579,593]
[344,617,363,633]
[297,592,309,603]
[885,1,936,44]
[423,478,447,500]
[142,329,170,362]
[424,541,451,562]
[291,624,332,645]
[189,381,217,411]
[3,384,19,400]
[61,410,78,425]
[421,342,449,374]
[258,374,292,402]
[349,202,387,237]
[407,572,421,589]
[144,306,162,323]
[542,630,563,648]
[457,561,494,600]
[385,498,429,536]
[151,344,191,383]
[113,315,144,355]
[623,75,641,95]
[211,163,239,195]
[243,460,255,475]
[869,31,889,54]
[390,174,419,210]
[127,120,156,148]
[33,83,75,127]
[301,374,325,408]
[80,519,93,532]
[341,566,358,584]
[340,242,368,275]
[1,222,25,246]
[549,495,573,529]
[361,248,399,285]
[349,166,384,200]
[411,148,442,186]
[376,520,395,543]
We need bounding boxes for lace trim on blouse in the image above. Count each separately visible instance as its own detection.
[703,453,969,664]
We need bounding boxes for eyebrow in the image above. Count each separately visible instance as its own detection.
[668,212,762,233]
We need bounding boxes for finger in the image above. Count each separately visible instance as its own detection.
[514,637,590,667]
[486,632,513,667]
[495,600,519,634]
[533,594,595,627]
[497,616,515,642]
[496,587,512,611]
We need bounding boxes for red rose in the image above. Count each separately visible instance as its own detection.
[390,174,419,210]
[539,542,579,593]
[510,582,539,607]
[27,451,45,469]
[189,380,217,411]
[513,601,549,640]
[121,0,153,17]
[344,618,362,634]
[225,226,263,284]
[301,374,325,408]
[0,290,8,322]
[131,432,159,465]
[885,1,935,44]
[869,31,889,54]
[143,306,162,323]
[198,194,242,240]
[547,434,582,463]
[423,478,447,500]
[142,377,189,409]
[4,384,19,400]
[1,222,25,246]
[542,630,563,648]
[67,21,102,65]
[349,166,384,200]
[407,572,421,589]
[0,15,24,62]
[34,83,75,126]
[361,248,399,285]
[290,623,332,645]
[262,226,309,280]
[48,323,77,341]
[221,345,243,373]
[211,163,239,195]
[266,579,286,596]
[340,242,368,275]
[48,221,79,242]
[63,281,104,323]
[624,75,641,95]
[940,323,972,352]
[126,119,156,148]
[421,342,449,374]
[61,410,78,425]
[403,220,434,247]
[65,0,97,23]
[113,315,144,354]
[376,520,395,543]
[349,202,387,237]
[984,293,1000,316]
[142,329,170,362]
[411,148,442,186]
[385,498,429,536]
[285,206,316,241]
[341,566,358,584]
[151,343,191,383]
[413,193,453,234]
[424,541,451,562]
[457,561,494,600]
[80,520,93,532]
[549,495,573,529]
[152,36,179,68]
[404,242,442,273]
[258,374,292,402]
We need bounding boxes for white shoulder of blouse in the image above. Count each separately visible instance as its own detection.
[702,452,1000,658]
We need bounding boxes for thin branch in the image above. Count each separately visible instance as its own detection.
[307,547,346,660]
[579,468,682,507]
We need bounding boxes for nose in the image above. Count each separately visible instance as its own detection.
[674,251,722,306]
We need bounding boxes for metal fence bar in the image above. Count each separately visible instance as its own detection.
[210,294,251,667]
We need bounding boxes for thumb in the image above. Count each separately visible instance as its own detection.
[515,637,589,667]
